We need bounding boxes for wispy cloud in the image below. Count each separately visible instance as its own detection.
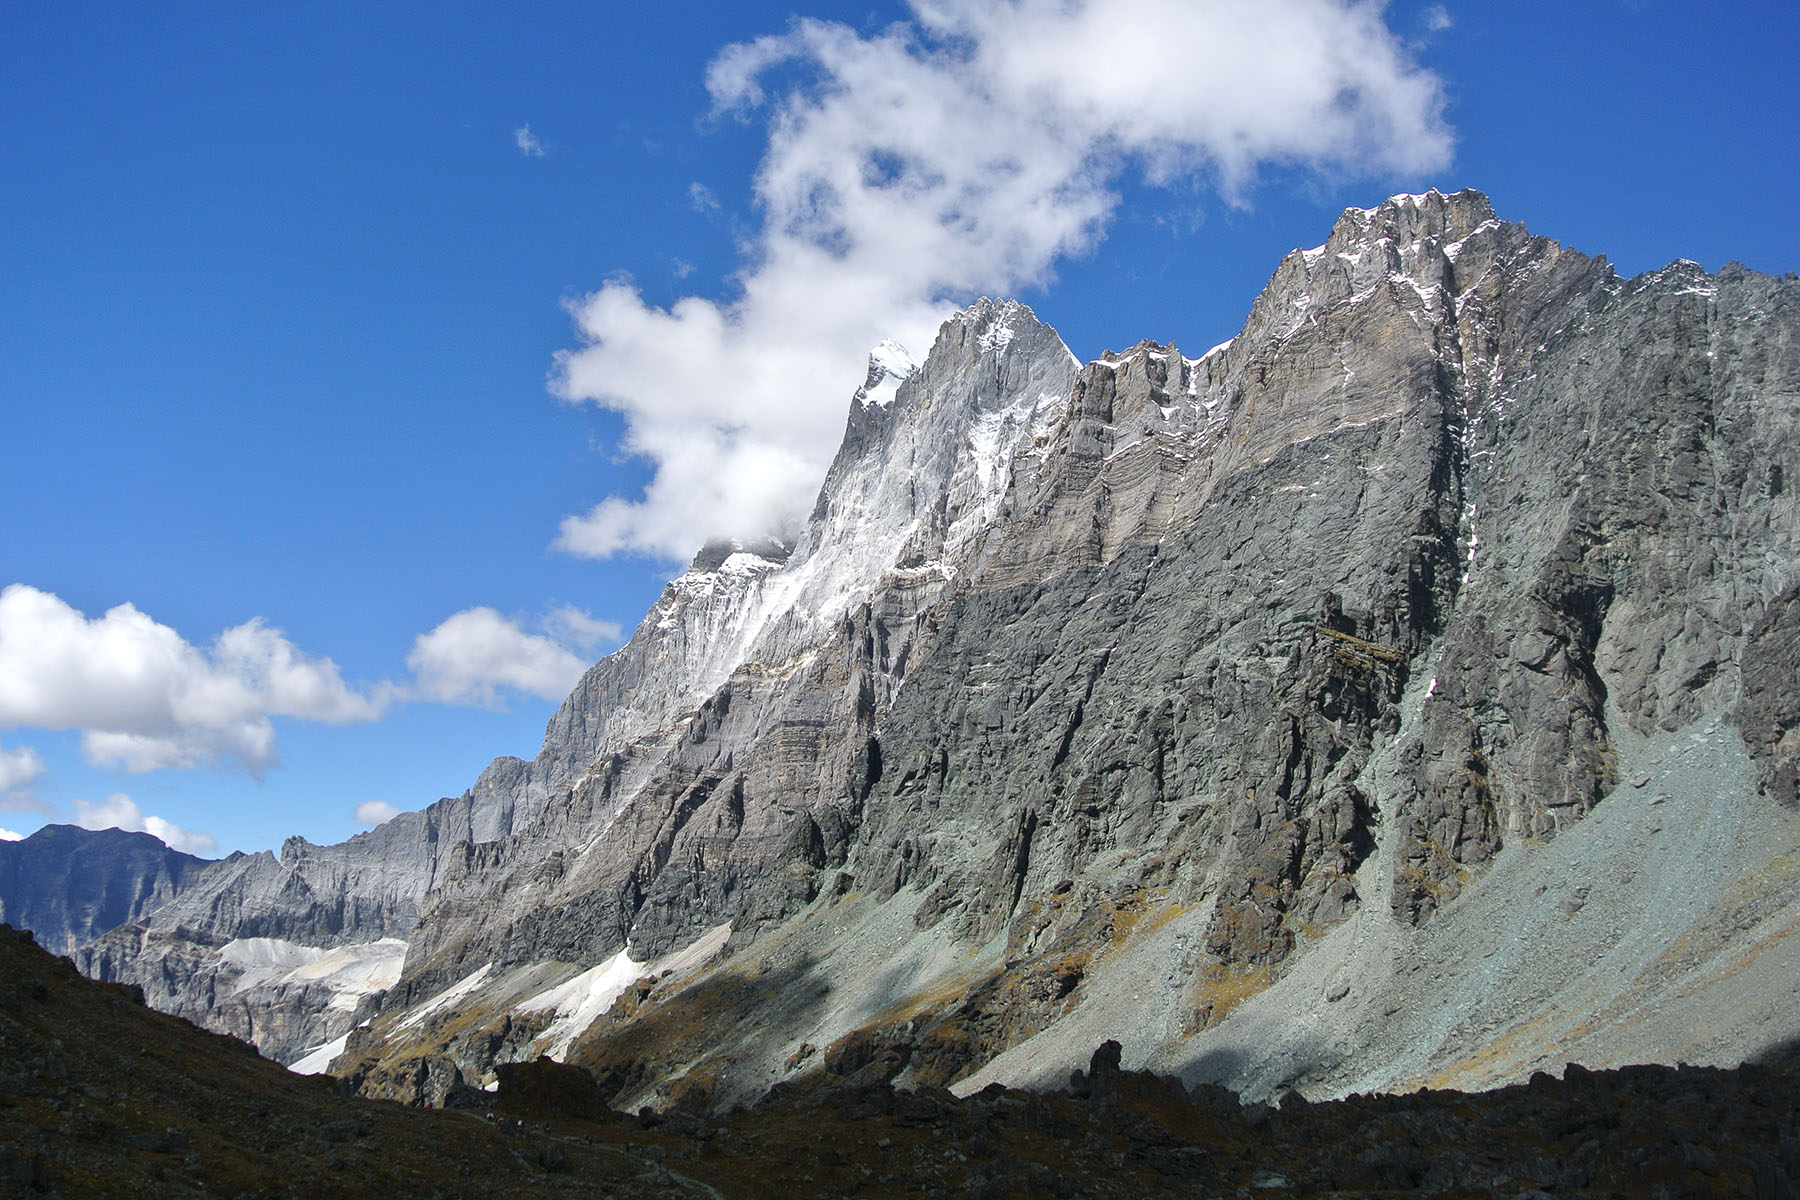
[545,605,623,651]
[1423,5,1452,34]
[514,124,547,158]
[553,0,1453,562]
[687,182,720,212]
[73,792,217,856]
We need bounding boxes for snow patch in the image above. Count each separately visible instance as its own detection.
[519,924,733,1062]
[396,962,493,1033]
[1386,190,1443,209]
[718,552,781,578]
[220,937,324,980]
[653,922,732,976]
[220,937,406,1012]
[862,373,904,407]
[870,338,917,380]
[521,945,646,1062]
[287,1033,349,1075]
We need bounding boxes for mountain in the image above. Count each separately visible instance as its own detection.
[35,189,1800,1110]
[0,825,210,956]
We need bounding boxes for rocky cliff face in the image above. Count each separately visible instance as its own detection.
[71,797,494,1063]
[48,190,1800,1103]
[0,825,210,956]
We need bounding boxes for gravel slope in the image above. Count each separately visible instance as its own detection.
[956,690,1800,1102]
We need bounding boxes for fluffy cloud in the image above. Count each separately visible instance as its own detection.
[0,740,48,814]
[0,741,45,794]
[353,800,402,827]
[0,586,625,775]
[73,793,218,856]
[0,829,21,842]
[514,124,547,157]
[0,584,387,774]
[406,606,615,708]
[554,0,1453,561]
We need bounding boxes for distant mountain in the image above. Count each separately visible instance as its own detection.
[38,189,1800,1109]
[0,824,211,955]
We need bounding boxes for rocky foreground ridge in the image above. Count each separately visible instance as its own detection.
[11,189,1798,1113]
[2,922,1796,1198]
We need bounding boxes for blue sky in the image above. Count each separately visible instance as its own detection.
[3,1,1797,855]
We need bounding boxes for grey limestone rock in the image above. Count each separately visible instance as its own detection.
[32,190,1800,1098]
[0,825,210,956]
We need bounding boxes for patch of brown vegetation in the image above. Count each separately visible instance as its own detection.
[1188,960,1275,1031]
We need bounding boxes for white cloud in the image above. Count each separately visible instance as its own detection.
[0,828,21,842]
[688,182,720,212]
[406,606,610,708]
[73,793,218,856]
[0,738,51,815]
[0,740,45,793]
[1423,6,1453,33]
[553,0,1453,562]
[0,584,388,774]
[353,800,402,827]
[514,124,547,157]
[545,605,624,651]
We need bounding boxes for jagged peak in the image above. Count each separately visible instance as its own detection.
[1633,257,1719,299]
[1320,187,1499,257]
[1095,338,1178,366]
[685,536,792,576]
[869,337,916,379]
[935,297,1058,358]
[855,338,918,408]
[949,296,1040,324]
[1345,186,1497,225]
[1240,189,1519,344]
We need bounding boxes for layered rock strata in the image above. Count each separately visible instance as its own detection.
[42,190,1799,1103]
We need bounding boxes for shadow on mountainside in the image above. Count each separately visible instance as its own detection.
[3,923,1798,1197]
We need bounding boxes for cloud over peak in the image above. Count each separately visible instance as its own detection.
[353,799,402,828]
[553,0,1452,562]
[73,792,218,856]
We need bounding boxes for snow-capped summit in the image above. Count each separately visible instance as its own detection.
[856,337,918,407]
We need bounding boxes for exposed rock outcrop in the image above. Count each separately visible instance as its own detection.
[0,825,209,956]
[30,190,1800,1109]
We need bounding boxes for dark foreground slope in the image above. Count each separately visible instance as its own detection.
[2,922,1796,1199]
